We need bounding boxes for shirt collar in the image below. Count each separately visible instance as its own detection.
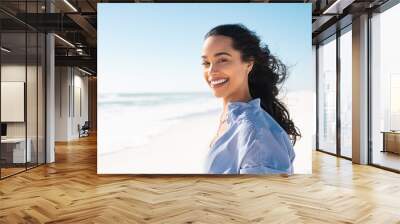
[226,98,261,123]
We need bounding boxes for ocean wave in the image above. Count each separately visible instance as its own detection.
[99,92,213,107]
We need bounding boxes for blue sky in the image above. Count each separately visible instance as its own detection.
[98,3,312,94]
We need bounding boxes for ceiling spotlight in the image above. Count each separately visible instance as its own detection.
[76,48,84,55]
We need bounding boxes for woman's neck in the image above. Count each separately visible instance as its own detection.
[221,90,253,120]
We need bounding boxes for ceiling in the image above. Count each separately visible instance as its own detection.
[0,0,97,74]
[0,0,392,76]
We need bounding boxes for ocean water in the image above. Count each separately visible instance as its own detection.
[98,92,220,155]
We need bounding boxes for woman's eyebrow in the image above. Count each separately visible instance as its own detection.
[201,52,232,59]
[214,52,232,57]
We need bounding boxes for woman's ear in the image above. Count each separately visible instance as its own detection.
[246,60,254,75]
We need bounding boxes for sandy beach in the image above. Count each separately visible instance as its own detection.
[98,111,219,174]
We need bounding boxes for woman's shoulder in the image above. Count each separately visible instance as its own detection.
[235,106,285,136]
[235,109,295,174]
[226,98,291,146]
[232,114,288,155]
[235,108,294,153]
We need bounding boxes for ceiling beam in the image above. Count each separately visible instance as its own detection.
[67,13,97,40]
[55,55,96,71]
[322,0,356,14]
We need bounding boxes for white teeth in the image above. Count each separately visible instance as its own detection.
[210,79,228,85]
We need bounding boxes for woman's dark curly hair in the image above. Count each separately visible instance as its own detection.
[205,24,301,145]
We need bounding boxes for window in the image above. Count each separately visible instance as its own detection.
[0,1,46,179]
[370,2,400,171]
[317,35,337,155]
[339,27,352,158]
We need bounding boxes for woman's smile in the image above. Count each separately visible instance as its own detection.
[209,77,229,88]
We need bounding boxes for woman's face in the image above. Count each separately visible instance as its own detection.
[202,35,253,100]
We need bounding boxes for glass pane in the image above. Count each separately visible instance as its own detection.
[1,31,27,177]
[371,3,400,171]
[38,32,45,165]
[25,0,38,169]
[27,31,38,169]
[318,37,337,154]
[340,29,352,158]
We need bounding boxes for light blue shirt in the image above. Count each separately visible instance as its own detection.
[204,98,295,174]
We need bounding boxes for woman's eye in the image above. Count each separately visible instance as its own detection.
[201,59,227,67]
[218,59,228,63]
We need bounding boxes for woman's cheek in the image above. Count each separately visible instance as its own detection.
[203,72,209,81]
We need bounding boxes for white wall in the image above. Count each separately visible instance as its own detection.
[72,72,89,138]
[1,63,46,164]
[55,66,69,141]
[1,65,26,134]
[1,65,40,138]
[55,67,89,141]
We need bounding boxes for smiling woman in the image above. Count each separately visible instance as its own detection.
[201,24,301,174]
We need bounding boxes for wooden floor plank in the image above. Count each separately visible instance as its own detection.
[0,133,400,223]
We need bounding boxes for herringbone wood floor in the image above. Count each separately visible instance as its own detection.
[1,133,400,223]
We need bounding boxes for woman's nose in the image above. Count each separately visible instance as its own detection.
[208,63,219,74]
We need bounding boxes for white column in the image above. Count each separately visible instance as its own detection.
[352,14,369,164]
[46,1,55,163]
[46,33,55,163]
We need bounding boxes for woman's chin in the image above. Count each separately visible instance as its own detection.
[212,91,226,98]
